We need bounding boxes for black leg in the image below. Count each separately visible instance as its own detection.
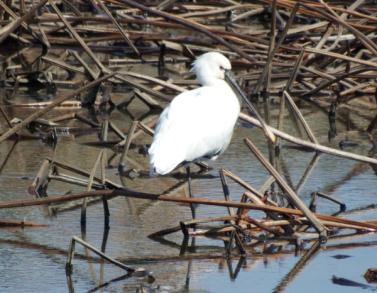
[186,165,196,219]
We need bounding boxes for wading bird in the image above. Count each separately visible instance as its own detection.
[148,52,240,217]
[149,52,275,217]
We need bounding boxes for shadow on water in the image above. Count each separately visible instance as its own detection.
[1,29,377,293]
[0,91,377,292]
[0,97,376,290]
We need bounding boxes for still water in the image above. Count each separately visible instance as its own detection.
[0,95,377,292]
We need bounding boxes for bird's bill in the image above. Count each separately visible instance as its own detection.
[225,71,276,144]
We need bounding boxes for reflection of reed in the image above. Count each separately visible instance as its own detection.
[295,153,321,194]
[2,233,377,266]
[0,140,17,174]
[273,240,320,293]
[323,162,370,194]
[1,1,377,291]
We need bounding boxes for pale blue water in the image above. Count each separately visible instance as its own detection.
[0,99,377,293]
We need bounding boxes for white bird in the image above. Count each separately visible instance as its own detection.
[148,52,240,177]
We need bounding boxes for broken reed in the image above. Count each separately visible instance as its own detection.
[0,0,376,252]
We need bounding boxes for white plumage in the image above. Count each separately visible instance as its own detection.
[149,52,240,175]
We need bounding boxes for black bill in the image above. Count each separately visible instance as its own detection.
[225,70,276,144]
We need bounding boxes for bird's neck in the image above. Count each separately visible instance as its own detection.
[200,78,228,87]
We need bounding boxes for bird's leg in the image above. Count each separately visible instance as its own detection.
[186,165,196,219]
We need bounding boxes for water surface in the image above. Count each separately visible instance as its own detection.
[1,93,377,293]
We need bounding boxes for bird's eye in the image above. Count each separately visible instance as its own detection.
[220,66,225,71]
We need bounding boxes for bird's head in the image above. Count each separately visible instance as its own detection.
[191,52,232,86]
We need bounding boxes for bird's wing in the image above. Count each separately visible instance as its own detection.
[149,86,239,174]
